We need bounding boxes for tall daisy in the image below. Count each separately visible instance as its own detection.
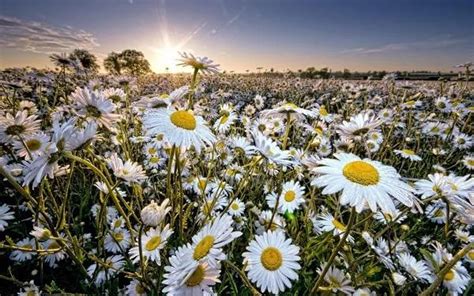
[242,230,301,295]
[0,110,40,144]
[143,108,216,152]
[190,214,242,267]
[129,224,173,265]
[266,180,305,213]
[311,153,414,213]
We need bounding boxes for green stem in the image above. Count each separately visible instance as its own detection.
[310,207,356,295]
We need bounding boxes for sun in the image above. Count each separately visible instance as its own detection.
[152,47,180,73]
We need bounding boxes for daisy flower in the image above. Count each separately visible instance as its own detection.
[311,212,354,242]
[163,255,220,295]
[0,110,40,143]
[104,228,131,254]
[227,198,245,217]
[242,230,301,295]
[70,86,120,130]
[0,204,14,231]
[12,132,49,160]
[394,149,422,161]
[311,153,414,213]
[125,279,147,296]
[129,224,173,265]
[17,281,41,296]
[462,155,474,170]
[337,112,381,139]
[190,214,242,267]
[255,210,287,234]
[87,255,125,287]
[261,102,316,121]
[178,52,220,74]
[107,153,147,184]
[397,253,433,283]
[143,108,216,152]
[318,265,355,295]
[252,132,294,166]
[267,180,305,213]
[9,237,35,262]
[213,111,237,133]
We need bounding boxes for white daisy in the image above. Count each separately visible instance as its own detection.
[397,253,433,283]
[129,224,173,265]
[104,228,131,254]
[143,108,216,152]
[107,153,147,184]
[178,52,220,74]
[70,86,119,130]
[318,265,355,295]
[190,214,242,267]
[0,110,40,144]
[0,204,14,231]
[311,153,414,213]
[394,149,422,161]
[266,180,305,213]
[243,230,301,295]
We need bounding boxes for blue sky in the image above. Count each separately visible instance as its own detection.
[0,0,473,72]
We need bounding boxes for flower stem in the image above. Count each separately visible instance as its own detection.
[310,207,356,295]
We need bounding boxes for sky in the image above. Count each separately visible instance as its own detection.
[0,0,473,73]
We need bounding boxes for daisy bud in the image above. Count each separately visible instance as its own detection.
[140,199,171,227]
[392,272,407,286]
[401,224,410,231]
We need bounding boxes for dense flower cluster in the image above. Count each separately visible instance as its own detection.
[0,56,473,295]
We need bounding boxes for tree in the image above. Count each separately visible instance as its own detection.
[343,68,351,79]
[103,52,122,75]
[103,50,151,76]
[69,49,99,73]
[120,49,151,76]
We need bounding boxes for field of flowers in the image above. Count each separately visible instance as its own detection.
[0,54,473,295]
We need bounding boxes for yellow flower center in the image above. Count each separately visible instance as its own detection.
[149,156,160,163]
[319,106,328,116]
[402,149,415,155]
[186,265,205,287]
[342,161,380,186]
[145,236,162,251]
[231,203,239,210]
[219,115,229,124]
[26,139,42,151]
[193,235,215,260]
[113,232,124,242]
[260,247,283,271]
[284,190,296,202]
[444,270,455,281]
[283,103,298,110]
[332,219,346,231]
[198,179,207,191]
[467,250,474,260]
[113,219,123,229]
[433,209,444,218]
[26,291,36,296]
[170,110,197,130]
[148,147,157,154]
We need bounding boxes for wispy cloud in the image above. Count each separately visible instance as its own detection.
[0,15,99,54]
[341,36,471,54]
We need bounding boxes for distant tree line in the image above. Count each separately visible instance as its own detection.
[49,49,152,76]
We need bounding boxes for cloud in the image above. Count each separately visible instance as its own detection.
[0,15,99,55]
[341,36,471,55]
